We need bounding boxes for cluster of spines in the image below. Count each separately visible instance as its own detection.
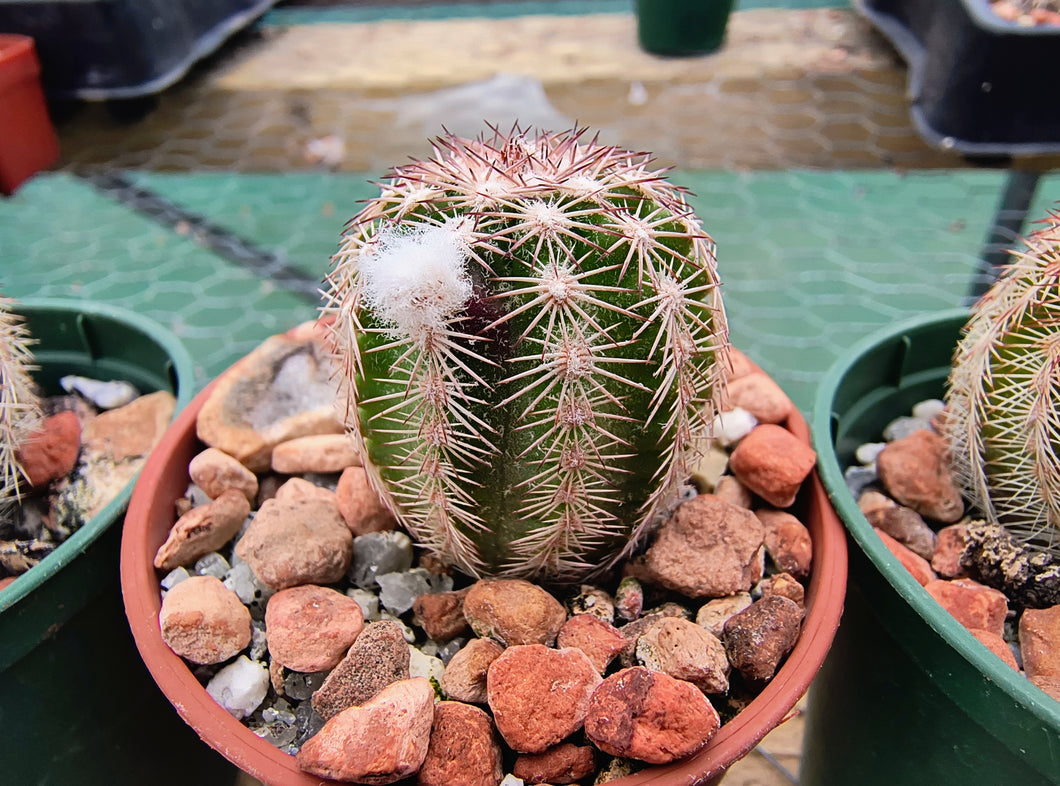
[944,210,1060,555]
[0,295,41,502]
[325,127,729,581]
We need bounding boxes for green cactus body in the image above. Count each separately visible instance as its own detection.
[944,211,1060,555]
[0,295,41,501]
[326,128,729,581]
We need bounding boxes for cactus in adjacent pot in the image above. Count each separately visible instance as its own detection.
[324,127,730,582]
[944,209,1060,556]
[0,294,41,501]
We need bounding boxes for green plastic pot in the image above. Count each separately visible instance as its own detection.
[635,0,735,56]
[0,299,235,784]
[802,309,1060,785]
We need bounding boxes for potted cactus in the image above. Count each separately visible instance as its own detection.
[802,210,1060,785]
[121,127,846,785]
[0,296,237,783]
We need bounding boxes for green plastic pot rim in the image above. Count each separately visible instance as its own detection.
[121,348,847,786]
[811,308,1060,730]
[0,298,196,616]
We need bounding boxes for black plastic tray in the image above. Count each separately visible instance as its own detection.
[857,0,1060,156]
[0,0,277,100]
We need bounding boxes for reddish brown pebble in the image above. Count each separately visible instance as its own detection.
[16,410,80,488]
[272,433,360,474]
[336,466,397,535]
[969,628,1019,670]
[557,614,628,674]
[925,578,1008,637]
[644,495,764,598]
[875,529,937,587]
[464,579,567,647]
[723,595,803,682]
[1020,605,1060,679]
[585,667,720,764]
[81,390,175,462]
[728,423,816,508]
[413,588,471,643]
[513,742,596,785]
[188,447,258,504]
[725,372,794,425]
[441,638,505,704]
[417,701,503,786]
[756,509,813,579]
[636,616,730,694]
[274,476,338,506]
[1031,675,1060,702]
[871,504,937,561]
[264,584,364,672]
[154,489,251,570]
[713,475,753,508]
[487,644,601,753]
[312,620,411,720]
[159,575,251,665]
[876,429,964,523]
[758,572,806,609]
[234,497,353,589]
[297,677,434,784]
[931,523,970,579]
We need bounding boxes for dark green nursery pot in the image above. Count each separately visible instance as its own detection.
[0,299,235,784]
[802,309,1060,785]
[635,0,736,56]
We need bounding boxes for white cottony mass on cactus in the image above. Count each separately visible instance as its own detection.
[324,126,730,583]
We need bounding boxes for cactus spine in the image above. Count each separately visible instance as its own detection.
[944,210,1060,555]
[0,295,41,502]
[325,128,730,582]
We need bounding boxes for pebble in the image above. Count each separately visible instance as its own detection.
[876,429,964,523]
[15,410,81,488]
[931,523,970,578]
[613,576,643,622]
[688,442,731,493]
[441,638,505,704]
[336,466,398,534]
[711,407,758,447]
[724,372,794,425]
[874,529,937,586]
[188,447,259,504]
[756,508,813,579]
[584,667,720,764]
[854,441,886,466]
[350,530,415,589]
[154,489,251,571]
[556,614,628,674]
[412,587,472,642]
[271,433,360,474]
[264,584,365,673]
[713,475,753,509]
[60,374,139,409]
[882,415,933,442]
[233,497,353,590]
[924,578,1008,637]
[728,423,817,508]
[567,585,616,623]
[695,593,754,638]
[643,494,764,598]
[464,579,567,647]
[206,655,270,720]
[635,616,730,694]
[487,644,602,753]
[311,619,411,720]
[723,595,803,682]
[273,476,338,506]
[82,390,176,463]
[970,628,1019,670]
[513,742,596,785]
[866,503,937,561]
[159,575,252,665]
[757,572,805,609]
[195,324,344,472]
[409,645,446,688]
[1019,605,1060,679]
[418,701,504,786]
[297,677,435,783]
[378,568,433,616]
[843,464,878,499]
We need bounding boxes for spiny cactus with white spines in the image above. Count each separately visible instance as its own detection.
[325,127,730,582]
[944,209,1060,556]
[0,295,41,502]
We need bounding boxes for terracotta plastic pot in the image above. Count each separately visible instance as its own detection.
[121,358,847,785]
[802,310,1060,785]
[0,298,237,784]
[0,35,59,195]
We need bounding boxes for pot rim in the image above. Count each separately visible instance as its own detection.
[121,353,847,785]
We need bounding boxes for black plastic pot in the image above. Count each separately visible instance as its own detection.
[0,299,236,784]
[856,0,1060,156]
[801,310,1060,785]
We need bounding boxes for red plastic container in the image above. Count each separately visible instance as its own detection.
[0,35,59,196]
